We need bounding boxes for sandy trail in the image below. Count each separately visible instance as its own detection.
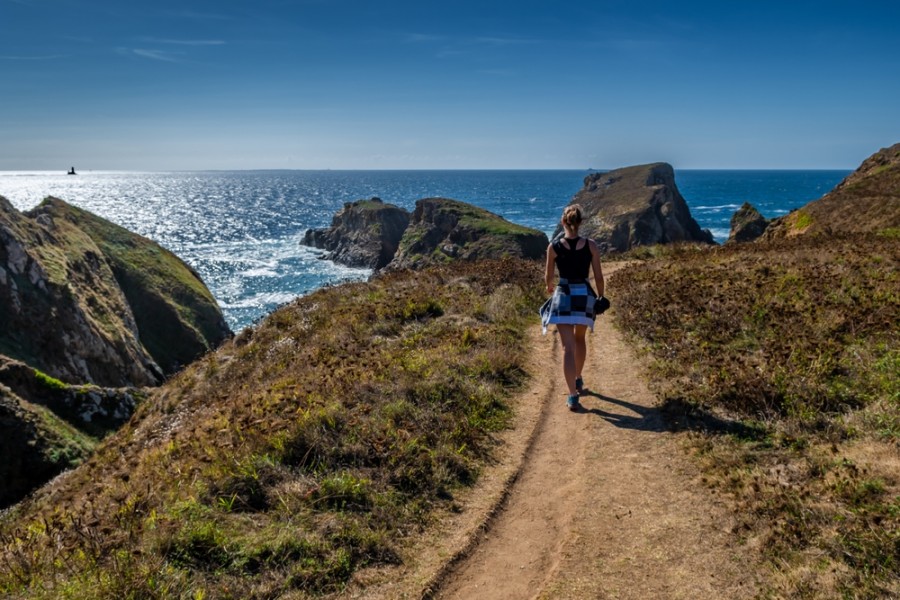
[431,264,762,600]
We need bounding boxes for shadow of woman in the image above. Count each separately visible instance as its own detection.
[575,390,667,433]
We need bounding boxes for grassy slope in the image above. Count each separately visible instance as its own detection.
[35,198,230,373]
[397,198,546,265]
[613,235,899,598]
[0,259,543,599]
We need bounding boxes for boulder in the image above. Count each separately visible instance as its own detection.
[303,197,410,270]
[560,163,715,253]
[763,143,900,239]
[727,202,769,243]
[388,198,548,271]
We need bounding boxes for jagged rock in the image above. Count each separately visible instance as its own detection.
[559,163,715,253]
[727,202,769,243]
[0,384,95,509]
[0,196,231,387]
[303,198,410,270]
[387,198,548,271]
[764,143,900,239]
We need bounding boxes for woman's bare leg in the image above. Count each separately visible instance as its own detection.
[574,325,588,389]
[556,325,578,397]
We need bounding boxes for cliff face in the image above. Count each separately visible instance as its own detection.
[0,196,231,387]
[303,198,410,270]
[0,195,230,507]
[0,355,142,509]
[388,198,548,271]
[727,202,769,243]
[763,143,900,239]
[562,163,715,252]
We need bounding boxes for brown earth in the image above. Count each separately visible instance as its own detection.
[413,262,765,599]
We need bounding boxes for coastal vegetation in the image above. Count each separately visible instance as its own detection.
[0,258,544,599]
[614,234,899,598]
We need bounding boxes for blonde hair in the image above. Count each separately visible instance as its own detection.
[561,204,583,230]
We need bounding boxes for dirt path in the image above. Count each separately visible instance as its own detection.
[430,264,763,600]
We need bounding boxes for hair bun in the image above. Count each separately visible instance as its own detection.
[562,204,583,228]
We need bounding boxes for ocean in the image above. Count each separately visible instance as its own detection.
[0,169,848,331]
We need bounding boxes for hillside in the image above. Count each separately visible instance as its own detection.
[389,198,548,270]
[0,259,544,599]
[613,234,899,597]
[764,143,900,238]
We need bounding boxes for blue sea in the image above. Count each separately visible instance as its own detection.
[1,169,848,331]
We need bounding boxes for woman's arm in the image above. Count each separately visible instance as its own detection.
[588,239,604,296]
[544,243,556,294]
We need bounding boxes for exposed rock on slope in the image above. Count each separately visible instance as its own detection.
[388,198,548,270]
[764,143,900,239]
[0,385,94,509]
[0,195,228,507]
[561,163,715,253]
[0,355,142,508]
[303,197,410,269]
[0,196,231,387]
[727,202,769,243]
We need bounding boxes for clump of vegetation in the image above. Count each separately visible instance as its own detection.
[0,258,543,599]
[613,233,899,598]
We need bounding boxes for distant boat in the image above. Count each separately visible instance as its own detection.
[67,167,77,175]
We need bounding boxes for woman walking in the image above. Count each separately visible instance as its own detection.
[540,204,606,411]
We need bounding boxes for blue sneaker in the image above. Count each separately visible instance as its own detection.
[575,376,584,395]
[567,394,580,412]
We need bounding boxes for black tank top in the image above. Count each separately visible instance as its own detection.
[553,237,592,281]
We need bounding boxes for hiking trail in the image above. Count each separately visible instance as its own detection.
[425,262,764,599]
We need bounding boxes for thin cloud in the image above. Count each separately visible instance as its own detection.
[140,37,226,46]
[474,36,541,46]
[162,9,235,21]
[131,48,184,62]
[404,33,446,43]
[0,54,65,60]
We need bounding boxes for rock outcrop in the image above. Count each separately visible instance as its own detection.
[303,198,410,270]
[560,163,715,253]
[763,143,900,239]
[1,196,231,387]
[0,195,230,508]
[0,355,144,508]
[727,202,769,243]
[388,198,548,271]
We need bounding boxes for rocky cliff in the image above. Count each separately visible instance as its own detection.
[303,197,410,270]
[763,143,900,239]
[388,198,548,270]
[0,355,142,508]
[727,202,769,243]
[0,195,231,507]
[561,163,715,252]
[1,196,231,387]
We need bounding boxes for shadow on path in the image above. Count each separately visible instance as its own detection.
[577,390,768,441]
[575,390,667,432]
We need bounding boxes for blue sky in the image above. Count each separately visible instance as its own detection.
[2,0,899,170]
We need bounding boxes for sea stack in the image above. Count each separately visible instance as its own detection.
[560,162,715,253]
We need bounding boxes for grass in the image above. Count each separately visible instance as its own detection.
[396,198,546,266]
[35,197,230,374]
[613,233,899,598]
[0,258,544,599]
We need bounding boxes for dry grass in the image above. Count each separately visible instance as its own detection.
[0,258,544,599]
[613,234,899,598]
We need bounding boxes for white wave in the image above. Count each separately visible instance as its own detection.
[241,268,279,277]
[220,291,299,309]
[693,204,743,210]
[710,228,730,242]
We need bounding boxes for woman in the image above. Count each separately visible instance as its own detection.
[540,204,605,411]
